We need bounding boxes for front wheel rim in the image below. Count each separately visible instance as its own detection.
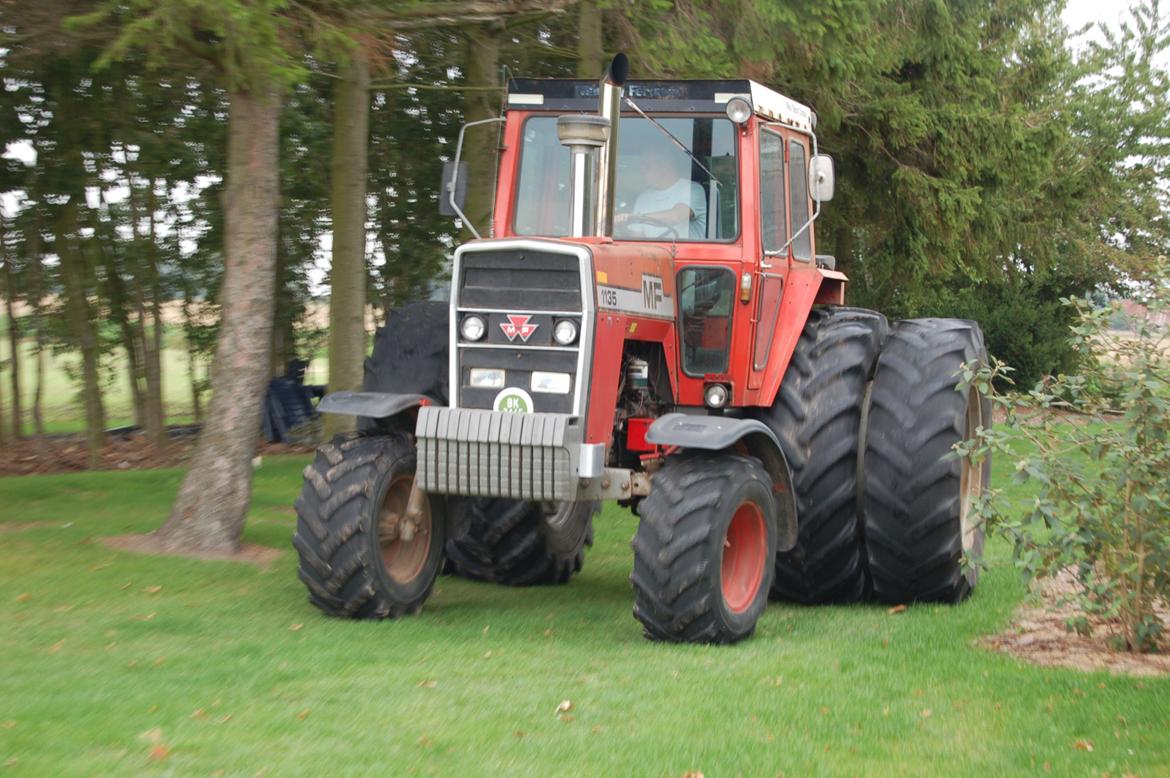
[378,475,432,584]
[721,501,768,613]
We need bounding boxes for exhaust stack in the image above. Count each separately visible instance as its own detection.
[594,53,628,237]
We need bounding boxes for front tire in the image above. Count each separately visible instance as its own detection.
[862,319,990,604]
[631,452,777,644]
[293,432,446,618]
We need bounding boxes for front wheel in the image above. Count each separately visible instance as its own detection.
[293,432,446,618]
[631,452,777,644]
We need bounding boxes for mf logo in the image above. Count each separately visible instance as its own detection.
[500,314,539,342]
[642,275,664,312]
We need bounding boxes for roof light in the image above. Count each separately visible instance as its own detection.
[725,96,752,125]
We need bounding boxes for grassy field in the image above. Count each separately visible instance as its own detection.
[1,453,1168,776]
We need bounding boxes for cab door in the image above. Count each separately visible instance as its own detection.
[748,126,790,388]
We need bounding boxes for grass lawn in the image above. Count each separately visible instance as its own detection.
[1,452,1168,776]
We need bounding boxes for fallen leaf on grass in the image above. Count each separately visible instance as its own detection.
[1,721,15,729]
[140,727,162,743]
[136,612,156,622]
[143,585,162,594]
[296,709,310,721]
[289,623,304,632]
[555,699,573,716]
[149,744,170,762]
[920,709,933,719]
[14,593,30,603]
[4,758,18,768]
[887,604,908,615]
[191,709,209,720]
[48,639,65,654]
[417,735,434,748]
[483,651,493,659]
[1074,739,1094,752]
[417,679,437,689]
[513,730,525,738]
[681,772,705,778]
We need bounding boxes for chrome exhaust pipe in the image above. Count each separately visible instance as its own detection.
[594,53,628,237]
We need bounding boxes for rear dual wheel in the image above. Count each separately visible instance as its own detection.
[631,452,777,644]
[445,499,597,585]
[862,318,990,603]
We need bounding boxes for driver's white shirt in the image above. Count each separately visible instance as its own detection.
[633,178,708,238]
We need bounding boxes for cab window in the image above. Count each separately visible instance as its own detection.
[677,267,735,376]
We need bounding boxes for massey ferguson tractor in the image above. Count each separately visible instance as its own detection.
[292,55,991,644]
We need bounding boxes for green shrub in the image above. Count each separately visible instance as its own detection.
[958,260,1170,653]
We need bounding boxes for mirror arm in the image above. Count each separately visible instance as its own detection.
[449,116,506,240]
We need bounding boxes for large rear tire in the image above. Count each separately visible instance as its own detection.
[761,307,887,604]
[445,499,597,585]
[862,318,990,604]
[632,452,777,644]
[293,432,446,618]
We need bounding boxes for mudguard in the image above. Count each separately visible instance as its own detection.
[317,391,432,419]
[645,413,798,552]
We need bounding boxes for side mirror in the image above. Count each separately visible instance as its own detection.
[438,160,468,217]
[809,154,835,203]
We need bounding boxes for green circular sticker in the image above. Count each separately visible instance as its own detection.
[493,387,534,414]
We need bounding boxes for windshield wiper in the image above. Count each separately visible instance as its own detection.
[623,95,723,188]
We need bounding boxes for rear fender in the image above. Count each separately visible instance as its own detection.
[645,413,797,551]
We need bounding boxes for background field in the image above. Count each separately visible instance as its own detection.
[1,452,1168,776]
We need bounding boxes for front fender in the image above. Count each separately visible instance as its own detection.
[645,413,798,552]
[317,391,433,420]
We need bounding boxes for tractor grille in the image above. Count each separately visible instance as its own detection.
[458,249,582,310]
[415,406,582,501]
[452,243,591,416]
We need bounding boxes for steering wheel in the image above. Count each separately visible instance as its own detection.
[619,215,680,241]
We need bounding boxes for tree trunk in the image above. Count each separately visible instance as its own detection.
[576,1,603,78]
[462,24,502,240]
[3,257,21,440]
[57,197,106,467]
[144,181,166,450]
[324,48,371,440]
[24,219,46,442]
[181,288,203,423]
[94,208,148,429]
[153,85,282,555]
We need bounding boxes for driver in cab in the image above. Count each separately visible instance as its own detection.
[614,142,707,239]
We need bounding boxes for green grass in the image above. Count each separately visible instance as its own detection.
[1,453,1168,776]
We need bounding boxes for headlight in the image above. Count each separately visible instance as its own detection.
[704,383,729,408]
[460,314,486,342]
[469,368,505,389]
[531,371,571,394]
[725,96,752,125]
[553,318,578,345]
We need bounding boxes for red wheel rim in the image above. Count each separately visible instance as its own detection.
[721,501,767,613]
[378,475,431,584]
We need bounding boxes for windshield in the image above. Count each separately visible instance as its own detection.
[512,115,739,242]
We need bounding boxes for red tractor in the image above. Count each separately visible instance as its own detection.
[293,55,990,643]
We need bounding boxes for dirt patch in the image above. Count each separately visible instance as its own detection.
[0,431,313,477]
[982,569,1170,677]
[102,533,282,570]
[0,521,60,534]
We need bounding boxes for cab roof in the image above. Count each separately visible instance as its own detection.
[506,78,814,132]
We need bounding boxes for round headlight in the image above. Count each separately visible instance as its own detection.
[725,96,752,125]
[553,319,578,345]
[704,383,729,408]
[460,314,486,342]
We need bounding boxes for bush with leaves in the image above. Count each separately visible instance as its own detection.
[959,259,1170,653]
